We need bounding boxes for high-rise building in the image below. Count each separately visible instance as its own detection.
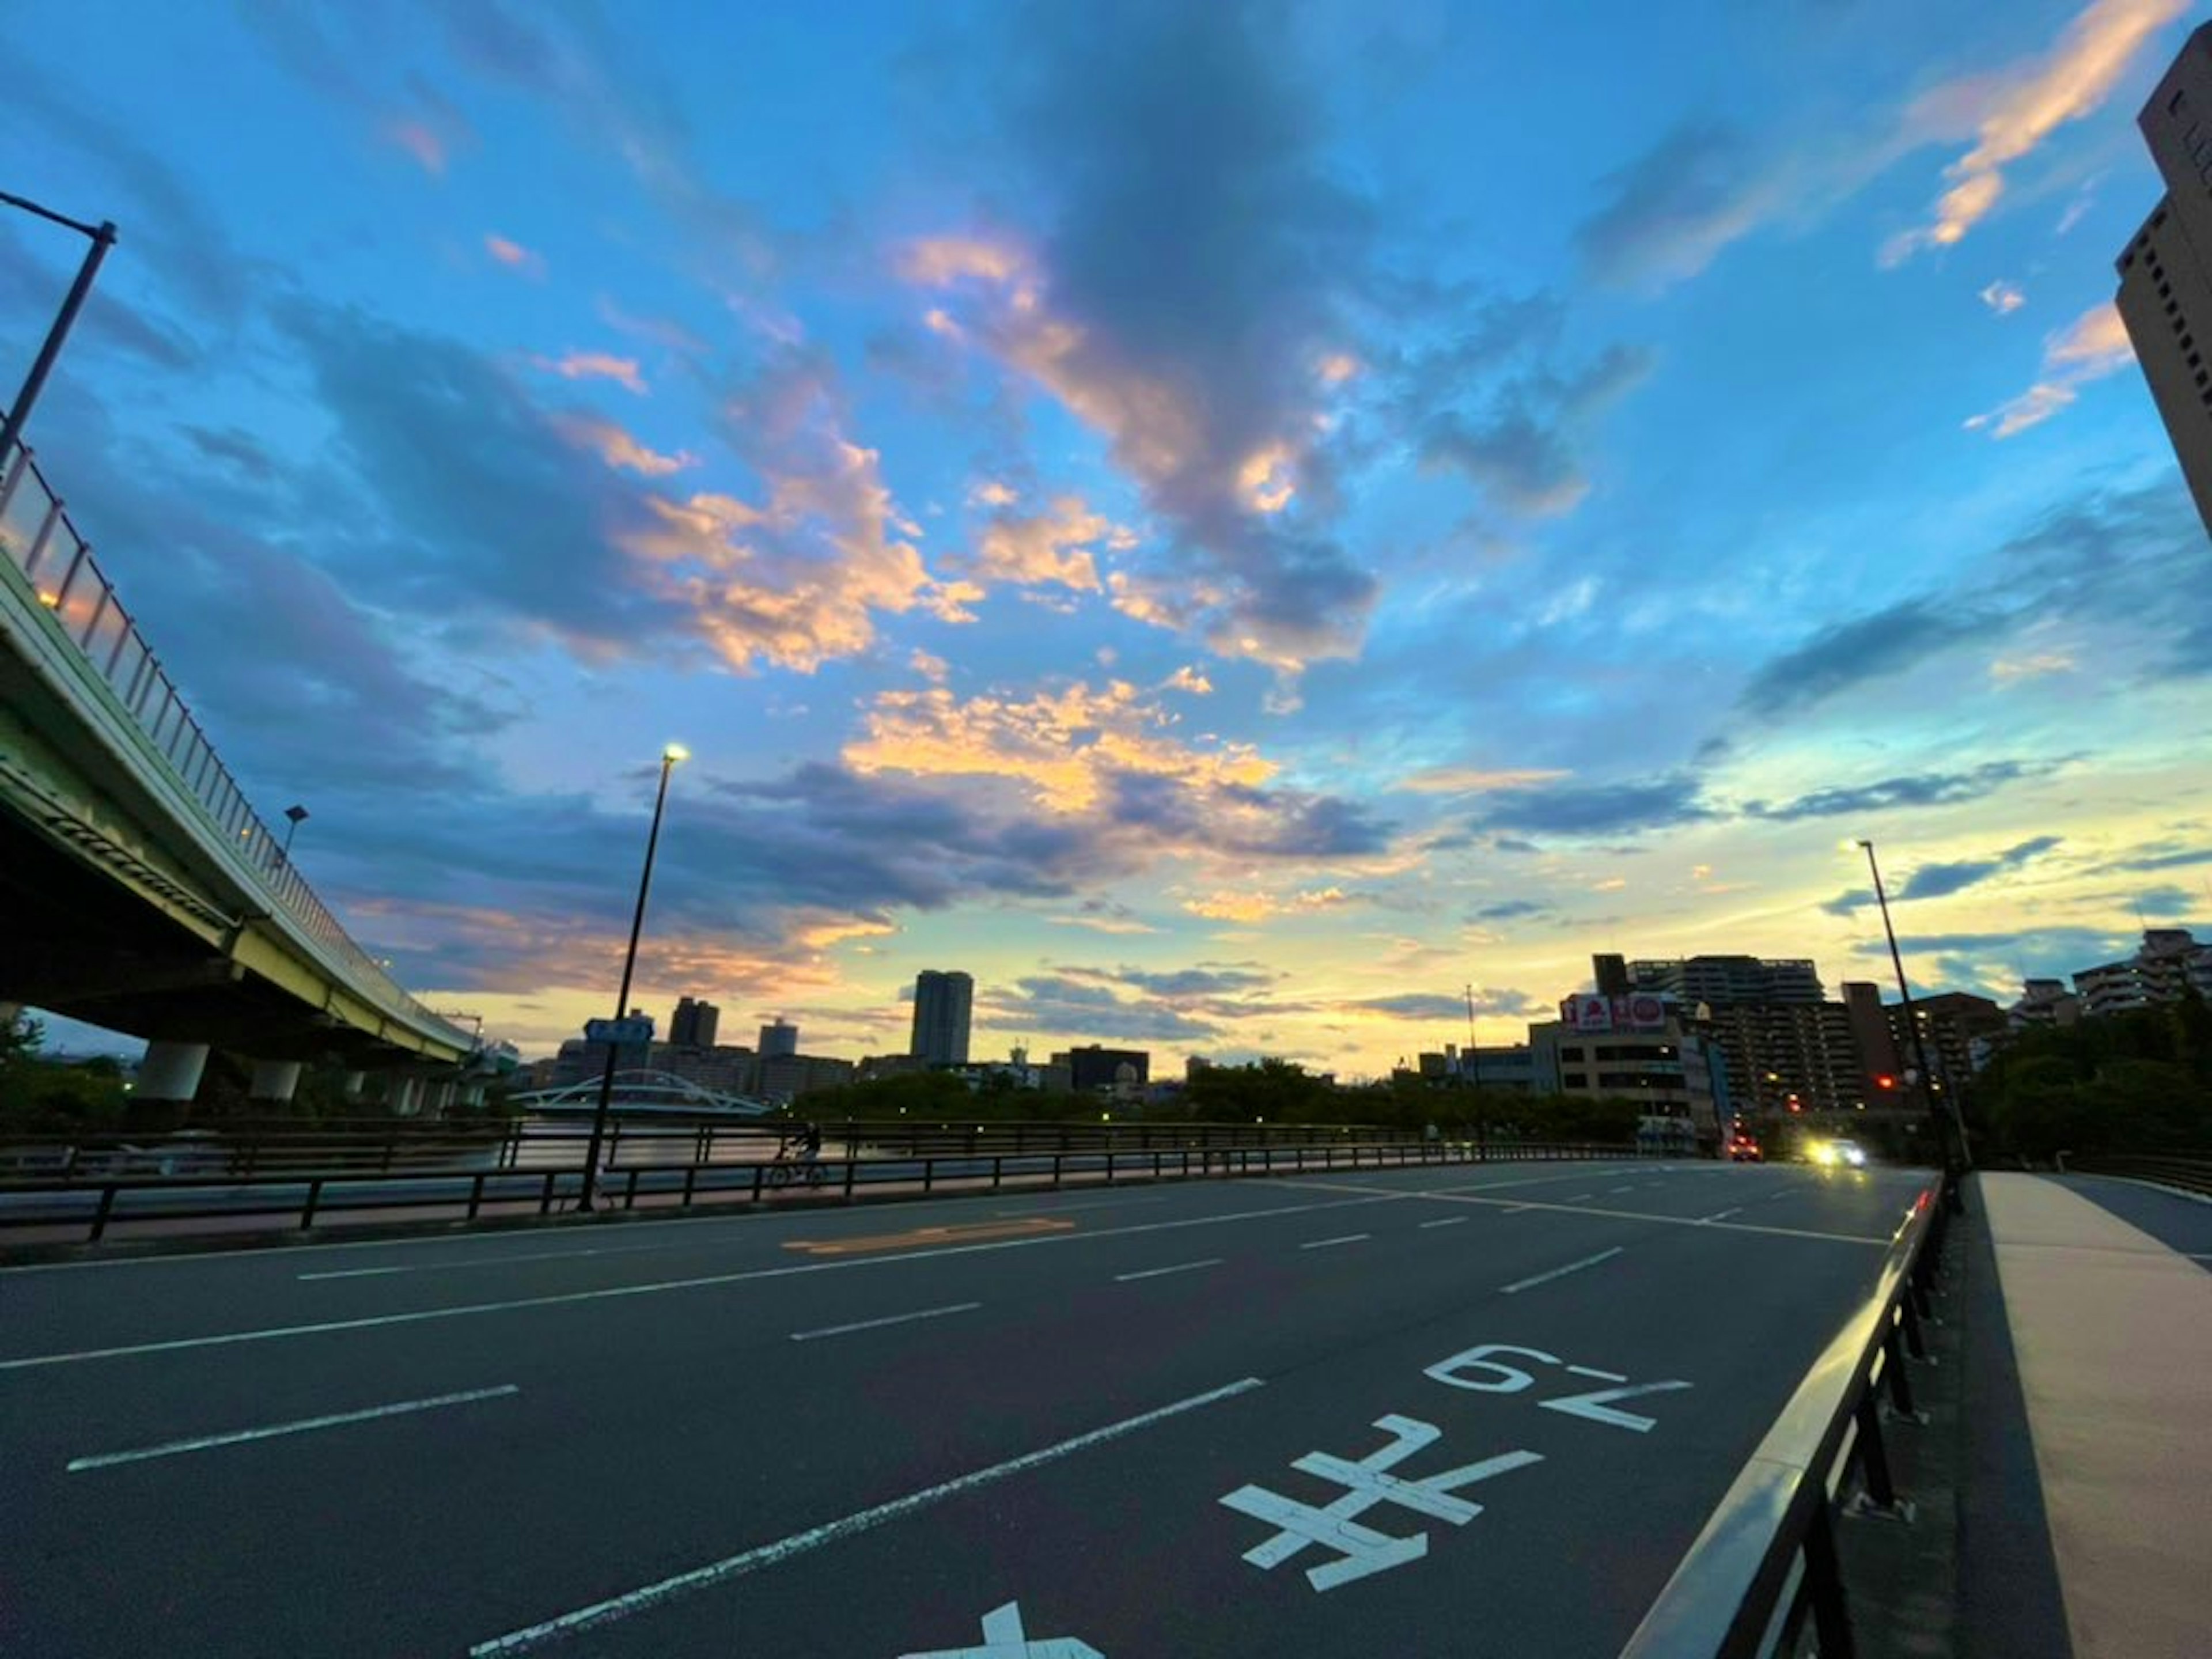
[2073,927,2212,1017]
[669,995,719,1048]
[2009,978,2083,1031]
[2117,25,2212,537]
[909,970,974,1066]
[759,1018,798,1058]
[1627,956,1824,1007]
[1889,992,2006,1101]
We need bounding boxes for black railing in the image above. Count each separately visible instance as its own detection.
[1616,1173,1952,1659]
[2056,1150,2212,1198]
[0,1136,1637,1245]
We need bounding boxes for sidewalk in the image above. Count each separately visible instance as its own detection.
[1975,1173,2212,1659]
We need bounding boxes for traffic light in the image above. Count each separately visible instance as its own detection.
[1876,1074,1896,1091]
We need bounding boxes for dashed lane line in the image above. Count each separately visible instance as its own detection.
[1501,1247,1623,1295]
[66,1385,518,1472]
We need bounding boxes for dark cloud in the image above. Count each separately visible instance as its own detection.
[1108,965,1278,999]
[1993,480,2210,680]
[180,425,280,481]
[1885,928,2136,980]
[1898,835,2061,901]
[1098,772,1393,860]
[1418,344,1653,517]
[0,230,199,371]
[1472,899,1547,921]
[1469,771,1712,837]
[2098,845,2212,874]
[1737,599,1982,718]
[1821,888,1873,917]
[988,975,1222,1044]
[1577,122,1772,290]
[1349,988,1535,1021]
[1744,759,2053,821]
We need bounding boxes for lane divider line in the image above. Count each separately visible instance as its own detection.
[1566,1364,1627,1382]
[1499,1247,1624,1295]
[1702,1208,1744,1224]
[1418,1217,1471,1230]
[789,1303,980,1343]
[465,1376,1268,1654]
[298,1241,680,1282]
[66,1385,519,1472]
[1113,1259,1223,1283]
[1299,1234,1371,1251]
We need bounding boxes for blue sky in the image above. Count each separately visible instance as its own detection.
[6,0,2208,1072]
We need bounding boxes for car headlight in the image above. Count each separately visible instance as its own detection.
[1810,1142,1838,1166]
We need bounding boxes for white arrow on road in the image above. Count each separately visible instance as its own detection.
[897,1600,1104,1658]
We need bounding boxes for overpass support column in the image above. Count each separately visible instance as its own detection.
[138,1041,209,1105]
[340,1071,366,1101]
[459,1081,486,1109]
[391,1077,422,1116]
[248,1060,302,1104]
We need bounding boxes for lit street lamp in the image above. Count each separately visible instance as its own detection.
[0,191,118,466]
[1855,838,1972,1175]
[579,743,688,1213]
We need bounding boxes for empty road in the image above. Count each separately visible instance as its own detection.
[0,1158,1930,1657]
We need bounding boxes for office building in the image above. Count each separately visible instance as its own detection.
[1054,1045,1149,1096]
[910,969,974,1066]
[759,1018,799,1059]
[2118,25,2212,536]
[1627,956,1824,1008]
[669,996,719,1049]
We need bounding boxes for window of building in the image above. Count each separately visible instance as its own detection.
[1565,1073,1590,1089]
[1561,1046,1585,1061]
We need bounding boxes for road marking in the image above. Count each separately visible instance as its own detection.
[900,1601,1101,1659]
[1563,1192,1596,1202]
[1419,1217,1469,1230]
[1499,1205,1532,1214]
[790,1302,981,1342]
[1566,1364,1628,1381]
[298,1240,680,1281]
[785,1217,1075,1256]
[0,1192,1414,1372]
[991,1195,1166,1217]
[66,1384,518,1472]
[1702,1207,1743,1223]
[1281,1177,1899,1248]
[1499,1247,1623,1295]
[1114,1258,1222,1282]
[467,1376,1267,1654]
[1300,1233,1371,1251]
[1606,1186,1636,1195]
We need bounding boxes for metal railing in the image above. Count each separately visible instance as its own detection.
[1618,1173,1953,1658]
[0,437,458,1039]
[0,1135,1635,1245]
[2056,1150,2212,1198]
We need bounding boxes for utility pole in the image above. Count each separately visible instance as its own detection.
[0,192,118,466]
[1858,838,1972,1184]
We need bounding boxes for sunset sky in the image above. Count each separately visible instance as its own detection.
[6,0,2208,1074]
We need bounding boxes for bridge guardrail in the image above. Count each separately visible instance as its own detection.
[0,1137,1636,1244]
[1616,1171,1953,1659]
[2055,1150,2212,1198]
[0,438,461,1043]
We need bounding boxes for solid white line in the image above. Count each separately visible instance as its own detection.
[1299,1233,1370,1250]
[1499,1205,1533,1214]
[1607,1186,1637,1195]
[1703,1208,1744,1223]
[1563,1192,1596,1202]
[0,1192,1411,1372]
[298,1240,678,1281]
[1419,1217,1470,1230]
[66,1385,518,1472]
[789,1302,980,1342]
[990,1195,1168,1217]
[1567,1364,1628,1382]
[1500,1247,1624,1295]
[466,1376,1266,1654]
[1113,1258,1223,1282]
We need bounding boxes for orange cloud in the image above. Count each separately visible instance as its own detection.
[384,119,449,175]
[1888,0,2187,260]
[1965,300,2135,437]
[1395,767,1573,795]
[485,234,546,278]
[557,415,696,478]
[1183,886,1353,924]
[534,351,648,395]
[965,497,1114,592]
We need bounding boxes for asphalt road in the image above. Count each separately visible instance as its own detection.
[0,1158,1932,1657]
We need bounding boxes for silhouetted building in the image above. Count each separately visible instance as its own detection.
[910,970,974,1066]
[759,1018,798,1058]
[1592,953,1631,997]
[1889,991,2006,1101]
[2010,978,2083,1030]
[2073,927,2212,1017]
[670,996,719,1048]
[1842,982,1905,1102]
[1055,1045,1149,1094]
[1627,956,1824,1007]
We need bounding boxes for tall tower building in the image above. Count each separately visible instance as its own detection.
[909,970,974,1066]
[2116,24,2212,537]
[670,996,719,1048]
[759,1018,798,1058]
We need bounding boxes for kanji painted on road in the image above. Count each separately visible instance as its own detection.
[1220,1414,1543,1592]
[896,1600,1105,1658]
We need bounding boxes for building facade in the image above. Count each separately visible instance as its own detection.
[1055,1045,1149,1095]
[669,996,719,1049]
[910,970,974,1067]
[2117,24,2212,536]
[2073,927,2212,1017]
[759,1018,799,1058]
[1627,956,1824,1007]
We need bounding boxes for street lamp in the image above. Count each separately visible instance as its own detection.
[579,743,688,1213]
[0,191,118,466]
[281,804,309,860]
[1855,838,1971,1174]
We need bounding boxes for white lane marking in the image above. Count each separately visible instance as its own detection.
[1702,1208,1743,1223]
[901,1601,1101,1659]
[298,1240,679,1281]
[467,1376,1266,1655]
[1419,1217,1470,1230]
[790,1302,980,1343]
[0,1192,1412,1372]
[1499,1247,1624,1296]
[1566,1364,1628,1381]
[1606,1186,1636,1195]
[1499,1205,1533,1215]
[1300,1234,1371,1251]
[990,1195,1167,1217]
[1113,1258,1223,1283]
[1563,1192,1596,1202]
[66,1384,518,1472]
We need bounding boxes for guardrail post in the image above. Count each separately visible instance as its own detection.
[842,1156,857,1202]
[923,1156,935,1194]
[1052,1152,1064,1190]
[1853,1396,1900,1510]
[1899,1296,1929,1360]
[89,1183,118,1243]
[468,1174,484,1221]
[1802,1503,1859,1659]
[1882,1331,1921,1418]
[540,1171,556,1215]
[301,1177,324,1230]
[681,1165,698,1210]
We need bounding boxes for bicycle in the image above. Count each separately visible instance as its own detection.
[766,1149,827,1187]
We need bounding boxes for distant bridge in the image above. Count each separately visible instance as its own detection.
[509,1070,776,1118]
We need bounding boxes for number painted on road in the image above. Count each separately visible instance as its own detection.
[897,1600,1104,1658]
[1220,1414,1541,1592]
[1422,1343,1692,1433]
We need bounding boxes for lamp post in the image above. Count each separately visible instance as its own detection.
[579,743,687,1213]
[1856,838,1971,1175]
[0,191,118,466]
[280,804,309,860]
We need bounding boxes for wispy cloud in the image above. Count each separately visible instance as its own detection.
[1979,279,2026,315]
[484,233,546,278]
[557,415,695,478]
[1738,598,1982,717]
[1965,301,2134,438]
[1395,767,1571,796]
[1887,0,2188,262]
[533,350,648,395]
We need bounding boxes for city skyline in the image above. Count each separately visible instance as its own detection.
[5,1,2209,1079]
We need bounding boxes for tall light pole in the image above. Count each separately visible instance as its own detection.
[0,191,118,466]
[281,804,309,860]
[579,743,688,1213]
[1857,838,1971,1175]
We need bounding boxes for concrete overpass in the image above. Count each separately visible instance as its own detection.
[0,438,476,1107]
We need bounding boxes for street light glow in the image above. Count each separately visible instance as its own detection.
[663,743,690,764]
